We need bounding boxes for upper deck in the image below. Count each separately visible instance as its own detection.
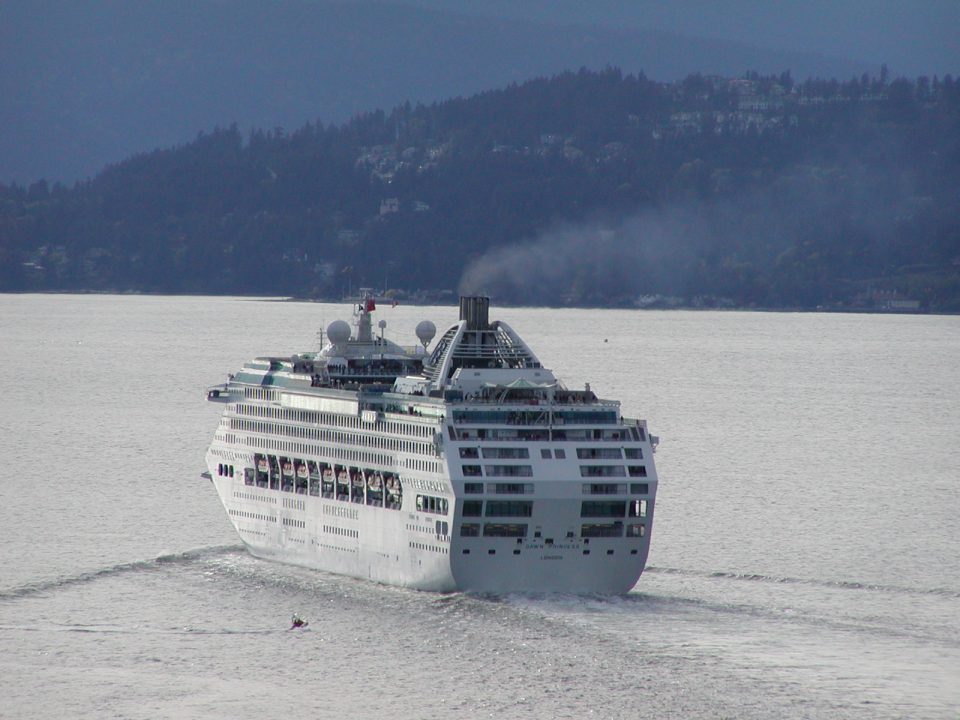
[208,295,654,443]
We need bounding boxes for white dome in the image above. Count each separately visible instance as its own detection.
[326,319,351,345]
[416,320,437,347]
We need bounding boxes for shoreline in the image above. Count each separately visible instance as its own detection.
[0,289,949,315]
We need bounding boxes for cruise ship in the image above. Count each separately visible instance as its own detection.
[203,295,659,594]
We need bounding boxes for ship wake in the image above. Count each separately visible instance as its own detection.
[0,544,244,601]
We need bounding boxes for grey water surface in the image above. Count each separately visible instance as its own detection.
[1,294,957,719]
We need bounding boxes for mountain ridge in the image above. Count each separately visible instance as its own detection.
[3,67,958,311]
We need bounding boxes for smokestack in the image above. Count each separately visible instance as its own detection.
[459,296,490,331]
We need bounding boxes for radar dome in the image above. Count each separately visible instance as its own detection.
[416,320,437,348]
[326,320,351,345]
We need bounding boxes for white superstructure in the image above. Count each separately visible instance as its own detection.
[204,295,659,593]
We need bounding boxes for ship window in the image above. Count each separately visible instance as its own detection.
[630,483,649,495]
[485,501,533,517]
[453,410,509,424]
[582,483,625,495]
[484,465,533,477]
[553,411,617,425]
[628,500,648,518]
[581,522,624,538]
[481,447,529,459]
[554,449,566,459]
[460,523,480,537]
[482,523,528,537]
[464,483,484,494]
[581,501,627,518]
[624,448,643,459]
[628,466,648,477]
[540,449,552,459]
[462,500,483,517]
[462,464,482,477]
[627,523,645,537]
[416,494,449,515]
[576,448,622,459]
[459,447,479,459]
[488,483,532,495]
[579,465,626,477]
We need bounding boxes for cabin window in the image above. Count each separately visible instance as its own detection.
[553,411,617,425]
[627,524,646,537]
[581,522,624,538]
[624,448,643,459]
[628,466,648,477]
[481,447,530,459]
[462,464,482,477]
[581,501,627,518]
[582,483,625,495]
[628,499,648,518]
[554,449,566,459]
[460,523,480,537]
[482,523,528,538]
[488,483,532,495]
[630,483,649,495]
[576,448,623,459]
[485,501,533,517]
[484,465,533,477]
[540,449,552,459]
[459,447,479,459]
[462,500,483,517]
[416,494,449,515]
[464,483,484,494]
[579,465,626,477]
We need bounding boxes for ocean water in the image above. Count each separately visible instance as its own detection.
[1,294,958,719]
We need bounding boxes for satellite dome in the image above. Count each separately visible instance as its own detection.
[326,320,351,345]
[416,320,437,348]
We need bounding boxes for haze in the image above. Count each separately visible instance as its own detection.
[2,0,957,183]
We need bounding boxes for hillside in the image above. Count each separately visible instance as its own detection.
[2,68,959,311]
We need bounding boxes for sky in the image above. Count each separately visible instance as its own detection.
[404,0,960,78]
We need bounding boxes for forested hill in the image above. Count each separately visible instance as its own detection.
[3,68,959,311]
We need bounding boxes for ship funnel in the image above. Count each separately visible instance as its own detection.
[459,296,490,331]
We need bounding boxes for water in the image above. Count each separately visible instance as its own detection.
[1,294,958,719]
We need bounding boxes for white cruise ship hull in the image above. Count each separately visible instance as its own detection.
[210,474,457,592]
[206,431,657,595]
[203,295,660,595]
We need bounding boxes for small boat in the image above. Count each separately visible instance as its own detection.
[290,614,309,630]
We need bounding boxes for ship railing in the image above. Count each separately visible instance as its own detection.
[451,342,531,357]
[449,427,631,442]
[448,393,620,408]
